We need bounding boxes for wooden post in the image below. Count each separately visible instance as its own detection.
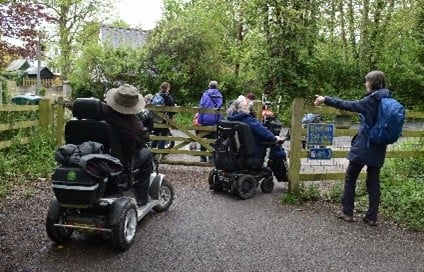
[38,98,50,133]
[289,98,304,194]
[252,100,263,120]
[56,97,65,147]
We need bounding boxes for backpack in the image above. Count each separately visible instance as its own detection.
[366,97,405,145]
[150,93,166,123]
[151,93,165,105]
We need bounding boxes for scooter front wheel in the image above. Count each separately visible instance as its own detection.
[153,179,174,212]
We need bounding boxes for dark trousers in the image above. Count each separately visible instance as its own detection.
[342,161,381,221]
[200,130,217,160]
[151,128,169,149]
[132,148,154,205]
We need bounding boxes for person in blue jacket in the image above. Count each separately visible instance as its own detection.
[198,80,224,162]
[226,95,288,182]
[314,70,391,226]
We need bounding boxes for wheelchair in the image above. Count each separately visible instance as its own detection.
[208,120,286,200]
[45,98,174,251]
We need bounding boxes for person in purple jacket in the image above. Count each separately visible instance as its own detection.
[314,70,391,226]
[198,80,223,162]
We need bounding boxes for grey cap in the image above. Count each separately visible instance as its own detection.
[209,80,218,88]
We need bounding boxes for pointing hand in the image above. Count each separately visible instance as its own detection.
[314,95,325,106]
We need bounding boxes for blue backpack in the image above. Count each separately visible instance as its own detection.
[367,97,405,145]
[151,93,165,105]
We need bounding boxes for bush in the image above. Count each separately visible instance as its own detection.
[324,180,343,202]
[0,129,56,197]
[378,148,424,231]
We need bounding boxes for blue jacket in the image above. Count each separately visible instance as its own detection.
[324,89,391,167]
[198,88,223,126]
[227,111,285,160]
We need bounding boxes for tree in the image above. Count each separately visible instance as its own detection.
[41,0,112,80]
[0,1,52,67]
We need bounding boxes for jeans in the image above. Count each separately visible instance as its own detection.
[342,161,381,221]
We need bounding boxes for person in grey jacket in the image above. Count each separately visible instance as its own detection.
[314,70,391,226]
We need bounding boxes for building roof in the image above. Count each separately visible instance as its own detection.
[5,59,30,72]
[25,66,54,78]
[99,25,149,48]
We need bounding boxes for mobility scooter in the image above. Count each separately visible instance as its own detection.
[46,98,174,250]
[208,120,287,200]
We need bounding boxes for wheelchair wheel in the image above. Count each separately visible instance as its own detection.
[46,199,74,244]
[153,179,174,212]
[111,199,137,250]
[236,175,257,200]
[208,170,222,191]
[260,178,274,193]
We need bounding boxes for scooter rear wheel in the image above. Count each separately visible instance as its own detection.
[111,200,137,251]
[46,199,74,244]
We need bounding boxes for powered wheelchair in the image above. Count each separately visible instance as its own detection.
[208,120,287,200]
[45,98,174,251]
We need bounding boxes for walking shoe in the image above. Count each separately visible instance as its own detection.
[362,216,378,227]
[335,211,353,222]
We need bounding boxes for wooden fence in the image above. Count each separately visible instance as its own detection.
[1,98,423,195]
[0,98,64,150]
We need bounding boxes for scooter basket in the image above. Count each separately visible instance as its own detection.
[52,166,107,206]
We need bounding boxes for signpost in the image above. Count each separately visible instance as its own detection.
[307,123,334,160]
[309,148,333,160]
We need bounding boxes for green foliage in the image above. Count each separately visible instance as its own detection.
[379,174,424,231]
[174,112,195,126]
[0,129,56,197]
[375,140,424,231]
[299,182,321,202]
[324,180,344,203]
[281,192,301,205]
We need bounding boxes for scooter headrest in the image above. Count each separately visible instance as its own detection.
[72,98,103,120]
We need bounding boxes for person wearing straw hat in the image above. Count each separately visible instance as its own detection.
[104,84,153,206]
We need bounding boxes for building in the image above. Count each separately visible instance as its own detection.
[99,25,149,48]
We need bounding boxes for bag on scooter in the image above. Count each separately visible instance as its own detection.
[52,166,107,206]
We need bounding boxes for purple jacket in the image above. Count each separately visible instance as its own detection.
[198,88,223,126]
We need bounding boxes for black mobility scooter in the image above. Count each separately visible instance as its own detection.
[208,120,285,200]
[46,98,174,250]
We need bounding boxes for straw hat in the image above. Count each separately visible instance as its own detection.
[105,84,145,114]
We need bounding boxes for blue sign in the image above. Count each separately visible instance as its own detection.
[309,148,332,160]
[307,123,334,146]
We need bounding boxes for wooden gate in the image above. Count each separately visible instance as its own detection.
[146,104,226,166]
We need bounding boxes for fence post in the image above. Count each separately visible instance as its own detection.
[39,98,51,133]
[55,97,65,147]
[252,100,263,119]
[289,97,304,195]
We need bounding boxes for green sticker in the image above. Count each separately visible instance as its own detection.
[67,170,77,181]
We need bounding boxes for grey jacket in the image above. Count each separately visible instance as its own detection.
[324,89,391,167]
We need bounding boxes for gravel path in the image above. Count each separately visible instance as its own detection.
[1,165,423,272]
